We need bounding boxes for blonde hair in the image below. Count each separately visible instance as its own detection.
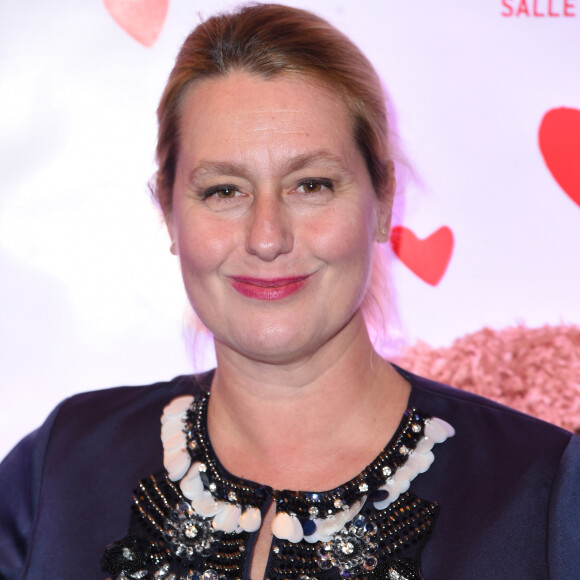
[152,3,393,213]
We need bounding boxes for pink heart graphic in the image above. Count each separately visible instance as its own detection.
[390,225,454,286]
[538,107,580,208]
[104,0,168,47]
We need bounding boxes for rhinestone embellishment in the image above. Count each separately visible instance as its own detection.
[168,392,454,545]
[163,502,219,559]
[317,515,379,576]
[105,377,451,580]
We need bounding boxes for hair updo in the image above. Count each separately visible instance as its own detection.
[151,3,393,215]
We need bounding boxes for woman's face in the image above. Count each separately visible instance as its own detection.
[167,72,387,365]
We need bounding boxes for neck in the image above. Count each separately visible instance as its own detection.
[206,312,410,490]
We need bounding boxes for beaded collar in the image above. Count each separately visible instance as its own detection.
[161,391,454,545]
[102,384,454,580]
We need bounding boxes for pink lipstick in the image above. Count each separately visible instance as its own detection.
[230,276,310,300]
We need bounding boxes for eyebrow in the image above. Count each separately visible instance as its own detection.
[283,151,351,176]
[188,151,352,185]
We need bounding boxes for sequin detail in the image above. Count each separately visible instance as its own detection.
[103,379,453,579]
[102,474,246,579]
[173,392,453,545]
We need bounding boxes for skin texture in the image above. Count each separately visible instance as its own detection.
[168,72,386,365]
[166,72,409,579]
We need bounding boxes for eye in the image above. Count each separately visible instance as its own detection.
[296,178,334,194]
[201,185,240,200]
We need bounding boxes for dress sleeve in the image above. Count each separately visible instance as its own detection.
[547,434,580,577]
[0,404,62,580]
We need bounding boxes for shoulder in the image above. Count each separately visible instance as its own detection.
[51,372,210,432]
[39,373,212,472]
[0,372,214,577]
[401,364,576,499]
[403,365,573,454]
[6,372,212,483]
[13,372,213,505]
[399,366,580,575]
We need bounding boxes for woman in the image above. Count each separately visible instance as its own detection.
[1,4,578,579]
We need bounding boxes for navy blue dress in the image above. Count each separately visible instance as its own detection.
[1,369,579,579]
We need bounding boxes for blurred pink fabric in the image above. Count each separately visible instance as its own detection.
[395,324,580,433]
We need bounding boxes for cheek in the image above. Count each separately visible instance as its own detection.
[312,203,376,265]
[175,216,233,280]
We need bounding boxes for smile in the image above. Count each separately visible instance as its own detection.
[230,276,311,300]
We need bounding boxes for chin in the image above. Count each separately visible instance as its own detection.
[217,324,318,363]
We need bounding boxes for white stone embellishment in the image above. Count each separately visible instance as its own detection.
[406,450,434,474]
[161,395,194,481]
[271,416,455,544]
[272,511,296,540]
[372,416,454,511]
[161,396,455,550]
[239,507,262,533]
[414,436,435,454]
[162,395,195,420]
[424,417,455,442]
[271,510,305,543]
[212,503,242,533]
[289,515,305,543]
[180,463,204,501]
[163,430,187,453]
[164,448,191,482]
[192,491,225,518]
[161,395,268,538]
[299,497,366,545]
[161,418,184,442]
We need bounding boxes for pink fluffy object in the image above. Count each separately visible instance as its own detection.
[394,324,580,433]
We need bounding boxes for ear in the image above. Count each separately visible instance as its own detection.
[375,202,392,243]
[375,161,395,243]
[165,211,178,255]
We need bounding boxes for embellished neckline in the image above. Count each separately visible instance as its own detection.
[161,389,454,544]
[102,381,455,580]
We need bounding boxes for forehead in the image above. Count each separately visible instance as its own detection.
[177,72,357,166]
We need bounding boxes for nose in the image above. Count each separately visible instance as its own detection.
[245,194,293,261]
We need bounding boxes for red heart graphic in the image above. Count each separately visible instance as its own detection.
[538,107,580,208]
[104,0,168,47]
[390,225,454,286]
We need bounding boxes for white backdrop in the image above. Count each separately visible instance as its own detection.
[1,0,579,460]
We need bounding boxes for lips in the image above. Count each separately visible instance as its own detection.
[230,275,311,300]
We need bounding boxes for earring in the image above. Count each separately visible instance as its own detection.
[380,226,388,235]
[170,242,177,255]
